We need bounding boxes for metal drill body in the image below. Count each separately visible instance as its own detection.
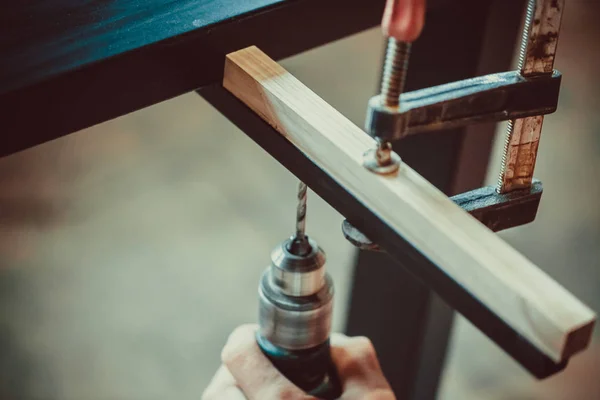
[256,181,341,398]
[258,237,333,351]
[257,237,340,397]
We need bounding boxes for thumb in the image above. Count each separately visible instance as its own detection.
[330,333,394,400]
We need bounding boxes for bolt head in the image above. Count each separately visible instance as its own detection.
[363,147,401,175]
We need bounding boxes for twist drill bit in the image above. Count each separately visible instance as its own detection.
[295,181,307,240]
[288,181,311,256]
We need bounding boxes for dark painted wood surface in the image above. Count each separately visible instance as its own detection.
[0,0,385,156]
[0,0,464,157]
[0,0,287,96]
[0,0,452,95]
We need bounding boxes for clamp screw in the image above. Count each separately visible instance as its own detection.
[381,38,411,108]
[363,39,411,174]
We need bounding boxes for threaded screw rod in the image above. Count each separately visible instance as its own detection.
[375,39,411,164]
[381,38,411,107]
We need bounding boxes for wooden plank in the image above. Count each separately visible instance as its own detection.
[222,46,595,364]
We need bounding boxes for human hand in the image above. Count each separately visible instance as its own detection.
[382,0,427,42]
[202,324,395,400]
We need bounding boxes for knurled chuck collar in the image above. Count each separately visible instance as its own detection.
[270,237,326,297]
[258,236,334,350]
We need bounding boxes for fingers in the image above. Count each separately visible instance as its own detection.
[330,334,394,400]
[221,324,314,400]
[382,0,426,42]
[214,326,393,400]
[202,365,246,400]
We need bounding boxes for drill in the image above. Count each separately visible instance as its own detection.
[256,1,424,397]
[256,182,341,398]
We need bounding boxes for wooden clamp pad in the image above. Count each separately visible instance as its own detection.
[221,46,595,372]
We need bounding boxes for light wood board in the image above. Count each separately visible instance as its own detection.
[223,45,595,363]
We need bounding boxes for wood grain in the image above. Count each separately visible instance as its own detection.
[223,46,595,363]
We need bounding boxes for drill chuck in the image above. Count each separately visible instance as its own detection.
[257,237,341,398]
[259,237,333,349]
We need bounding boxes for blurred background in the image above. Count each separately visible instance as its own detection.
[0,1,598,399]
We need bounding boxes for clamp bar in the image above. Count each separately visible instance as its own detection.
[498,0,565,193]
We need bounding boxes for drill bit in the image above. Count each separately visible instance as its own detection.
[295,181,307,240]
[288,181,311,256]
